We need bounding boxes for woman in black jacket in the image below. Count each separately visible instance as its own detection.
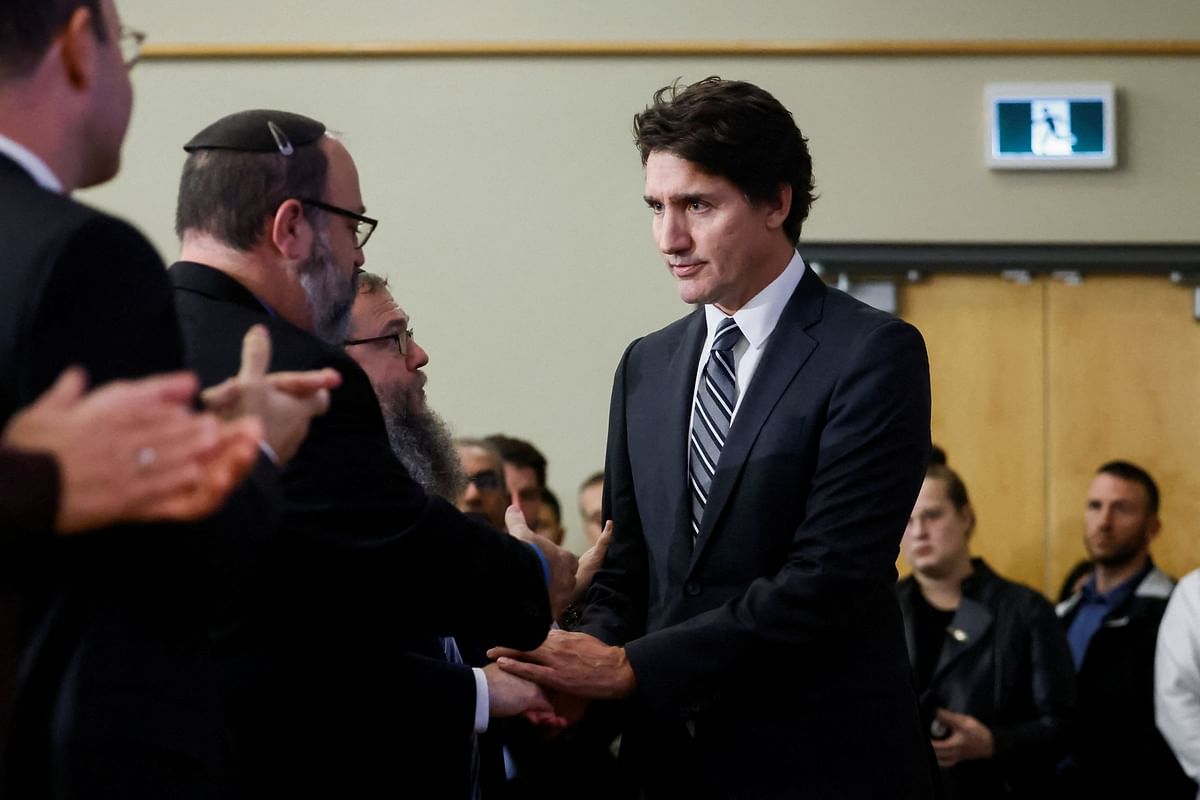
[897,463,1076,799]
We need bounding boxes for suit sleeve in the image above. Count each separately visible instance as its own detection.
[277,374,552,651]
[604,318,930,714]
[578,338,649,646]
[0,448,57,565]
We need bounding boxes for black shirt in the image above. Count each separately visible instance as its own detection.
[911,586,956,693]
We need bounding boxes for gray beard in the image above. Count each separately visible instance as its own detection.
[299,228,356,345]
[381,399,465,502]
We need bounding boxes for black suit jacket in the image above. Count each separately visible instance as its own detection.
[169,261,552,798]
[0,154,277,799]
[580,264,938,799]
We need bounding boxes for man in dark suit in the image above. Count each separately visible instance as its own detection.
[491,78,937,799]
[169,109,577,798]
[0,2,335,796]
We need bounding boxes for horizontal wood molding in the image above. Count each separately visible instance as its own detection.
[141,39,1200,61]
[798,242,1200,276]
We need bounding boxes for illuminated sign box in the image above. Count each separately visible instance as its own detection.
[985,82,1116,170]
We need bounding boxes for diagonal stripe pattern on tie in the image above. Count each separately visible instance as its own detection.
[689,317,743,544]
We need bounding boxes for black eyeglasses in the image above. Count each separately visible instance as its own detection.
[119,25,145,68]
[344,330,415,357]
[466,470,503,492]
[299,198,378,249]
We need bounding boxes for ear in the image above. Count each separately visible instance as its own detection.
[57,6,99,90]
[270,199,313,260]
[762,182,792,231]
[1147,515,1162,541]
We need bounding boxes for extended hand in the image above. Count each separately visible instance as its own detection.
[504,505,579,619]
[571,520,612,606]
[201,325,340,464]
[488,628,636,700]
[482,663,566,730]
[932,708,994,767]
[3,366,262,533]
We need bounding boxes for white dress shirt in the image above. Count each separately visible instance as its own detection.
[690,249,807,432]
[1155,568,1200,798]
[0,133,63,193]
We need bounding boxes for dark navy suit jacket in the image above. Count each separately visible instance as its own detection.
[581,264,939,799]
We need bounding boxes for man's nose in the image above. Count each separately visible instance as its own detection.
[408,341,429,369]
[656,209,691,255]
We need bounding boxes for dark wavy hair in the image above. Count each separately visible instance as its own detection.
[633,77,817,245]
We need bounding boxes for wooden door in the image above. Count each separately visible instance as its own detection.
[898,273,1200,595]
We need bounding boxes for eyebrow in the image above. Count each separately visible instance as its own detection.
[378,316,409,335]
[644,193,711,206]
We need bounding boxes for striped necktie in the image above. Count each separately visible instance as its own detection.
[689,317,742,543]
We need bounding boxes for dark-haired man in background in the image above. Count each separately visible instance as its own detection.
[487,434,548,535]
[493,77,936,798]
[1056,460,1195,799]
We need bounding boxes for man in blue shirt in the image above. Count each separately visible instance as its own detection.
[1056,460,1195,799]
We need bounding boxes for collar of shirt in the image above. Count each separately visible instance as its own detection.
[0,133,64,193]
[1078,561,1152,610]
[702,249,807,352]
[693,250,806,421]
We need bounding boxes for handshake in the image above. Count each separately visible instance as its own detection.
[482,515,633,732]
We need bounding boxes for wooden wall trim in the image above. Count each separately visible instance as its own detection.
[141,39,1200,61]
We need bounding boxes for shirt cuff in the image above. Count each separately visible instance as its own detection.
[472,667,490,733]
[526,541,551,587]
[257,439,280,466]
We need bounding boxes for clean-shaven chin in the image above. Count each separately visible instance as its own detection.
[669,261,705,300]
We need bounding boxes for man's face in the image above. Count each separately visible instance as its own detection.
[79,0,134,188]
[1084,473,1160,568]
[643,150,788,314]
[347,287,429,418]
[504,463,542,531]
[533,502,565,547]
[456,446,507,530]
[901,478,972,579]
[579,481,604,545]
[299,137,366,344]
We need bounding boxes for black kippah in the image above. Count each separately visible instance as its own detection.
[183,110,326,155]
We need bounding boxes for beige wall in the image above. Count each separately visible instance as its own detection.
[84,1,1200,554]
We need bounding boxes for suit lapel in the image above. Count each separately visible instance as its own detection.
[665,311,708,565]
[690,267,824,569]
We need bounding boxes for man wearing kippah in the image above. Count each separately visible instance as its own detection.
[170,109,580,798]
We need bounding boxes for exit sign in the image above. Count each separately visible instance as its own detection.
[985,82,1116,170]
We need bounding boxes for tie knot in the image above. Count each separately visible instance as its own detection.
[712,318,741,352]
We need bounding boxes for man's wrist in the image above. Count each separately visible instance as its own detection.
[257,439,280,466]
[471,667,489,733]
